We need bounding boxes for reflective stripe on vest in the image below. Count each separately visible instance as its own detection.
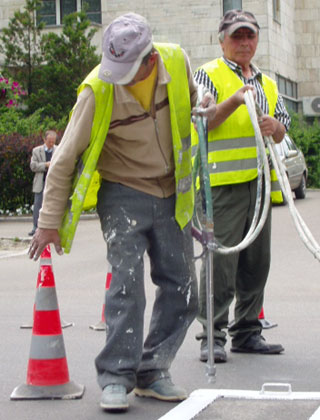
[59,43,193,253]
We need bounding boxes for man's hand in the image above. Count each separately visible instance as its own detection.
[28,228,63,261]
[192,92,217,122]
[233,85,256,106]
[258,115,285,143]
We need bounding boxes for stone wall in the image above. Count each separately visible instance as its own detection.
[0,0,22,29]
[1,0,319,102]
[100,1,222,70]
[295,0,320,99]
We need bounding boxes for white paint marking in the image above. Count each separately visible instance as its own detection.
[158,386,320,420]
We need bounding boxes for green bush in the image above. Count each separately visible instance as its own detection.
[288,113,320,188]
[0,107,67,136]
[0,131,63,212]
[0,108,318,215]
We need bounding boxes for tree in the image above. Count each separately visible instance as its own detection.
[289,113,320,188]
[0,0,44,96]
[27,9,100,120]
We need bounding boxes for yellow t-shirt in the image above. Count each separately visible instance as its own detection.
[125,61,158,111]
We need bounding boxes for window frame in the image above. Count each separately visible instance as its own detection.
[37,0,101,26]
[276,73,299,113]
[222,0,242,16]
[273,0,281,23]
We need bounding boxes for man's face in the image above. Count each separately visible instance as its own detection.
[44,134,56,150]
[220,27,258,68]
[125,51,158,86]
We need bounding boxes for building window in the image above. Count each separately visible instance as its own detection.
[61,0,77,22]
[37,0,101,26]
[223,0,242,15]
[273,0,281,23]
[276,74,298,112]
[38,0,57,25]
[82,0,101,24]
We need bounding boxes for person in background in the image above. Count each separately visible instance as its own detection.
[29,130,57,236]
[194,9,290,364]
[28,13,216,413]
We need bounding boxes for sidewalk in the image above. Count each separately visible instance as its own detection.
[0,213,99,258]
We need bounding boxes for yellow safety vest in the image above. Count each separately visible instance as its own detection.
[191,58,283,203]
[59,43,193,253]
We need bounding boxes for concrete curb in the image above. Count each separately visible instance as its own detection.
[0,213,99,223]
[0,214,97,258]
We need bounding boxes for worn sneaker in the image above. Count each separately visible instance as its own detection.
[134,378,187,401]
[100,384,128,412]
[200,339,227,363]
[231,333,284,354]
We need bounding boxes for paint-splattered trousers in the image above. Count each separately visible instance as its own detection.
[95,181,198,392]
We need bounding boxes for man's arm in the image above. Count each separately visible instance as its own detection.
[181,48,198,108]
[28,87,95,261]
[207,85,255,130]
[30,147,46,173]
[194,68,254,130]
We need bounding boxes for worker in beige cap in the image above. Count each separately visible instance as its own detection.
[29,12,216,413]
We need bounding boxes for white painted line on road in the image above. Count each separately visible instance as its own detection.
[158,389,218,420]
[158,386,320,420]
[310,406,320,420]
[0,248,28,259]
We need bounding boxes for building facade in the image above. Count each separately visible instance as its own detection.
[0,0,319,115]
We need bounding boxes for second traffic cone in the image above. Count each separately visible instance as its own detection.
[89,266,112,331]
[258,306,278,329]
[11,245,84,400]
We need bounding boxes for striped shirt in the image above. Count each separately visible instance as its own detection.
[194,57,291,131]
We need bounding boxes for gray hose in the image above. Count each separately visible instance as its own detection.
[266,135,320,261]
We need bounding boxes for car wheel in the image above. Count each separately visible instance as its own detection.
[294,173,307,199]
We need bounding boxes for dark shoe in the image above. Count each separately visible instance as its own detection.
[231,334,284,354]
[229,318,278,329]
[28,229,36,236]
[200,339,227,363]
[100,384,128,412]
[134,378,187,402]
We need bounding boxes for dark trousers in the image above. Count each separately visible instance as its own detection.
[198,178,272,348]
[95,181,198,392]
[32,191,43,230]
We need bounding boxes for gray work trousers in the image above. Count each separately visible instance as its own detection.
[197,178,272,348]
[95,181,198,392]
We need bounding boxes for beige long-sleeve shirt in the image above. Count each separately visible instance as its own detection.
[38,48,198,229]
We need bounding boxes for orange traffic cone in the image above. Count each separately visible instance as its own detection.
[11,245,84,400]
[89,267,112,331]
[259,306,278,329]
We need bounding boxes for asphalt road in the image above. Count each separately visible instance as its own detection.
[0,190,320,420]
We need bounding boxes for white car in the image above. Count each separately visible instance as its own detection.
[275,134,308,200]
